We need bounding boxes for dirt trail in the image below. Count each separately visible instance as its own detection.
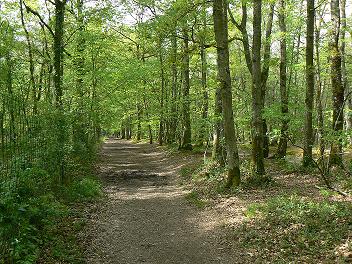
[80,139,239,264]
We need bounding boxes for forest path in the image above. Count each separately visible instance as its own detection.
[80,139,238,264]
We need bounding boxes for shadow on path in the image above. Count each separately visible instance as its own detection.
[80,139,238,264]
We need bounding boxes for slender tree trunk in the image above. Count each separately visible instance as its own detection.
[53,0,66,109]
[20,0,37,114]
[137,103,142,141]
[180,26,192,150]
[277,0,289,158]
[341,0,351,144]
[212,87,225,165]
[143,87,153,144]
[315,9,325,157]
[128,116,132,139]
[170,29,178,143]
[229,2,274,161]
[329,0,344,165]
[73,0,87,152]
[5,54,16,144]
[121,121,126,139]
[251,0,265,175]
[197,6,209,147]
[75,0,85,97]
[0,105,4,161]
[158,39,165,145]
[261,3,275,159]
[303,0,315,167]
[213,0,241,187]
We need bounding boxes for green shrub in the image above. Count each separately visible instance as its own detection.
[64,177,102,202]
[0,168,101,263]
[0,168,67,264]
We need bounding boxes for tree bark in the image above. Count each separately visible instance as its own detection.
[197,5,209,147]
[53,0,66,109]
[341,0,351,144]
[158,39,165,146]
[315,8,325,157]
[276,0,289,158]
[261,3,275,158]
[73,0,87,153]
[170,28,178,143]
[180,26,192,150]
[329,0,344,165]
[229,3,274,160]
[20,0,37,114]
[137,103,142,141]
[213,0,241,187]
[251,0,265,175]
[303,0,315,167]
[212,87,225,165]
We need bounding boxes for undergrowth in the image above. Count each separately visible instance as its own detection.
[181,158,281,201]
[0,168,101,264]
[236,195,352,263]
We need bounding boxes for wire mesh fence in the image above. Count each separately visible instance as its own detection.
[0,96,43,178]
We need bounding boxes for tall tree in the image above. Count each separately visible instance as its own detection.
[303,0,315,167]
[158,38,165,145]
[169,27,178,143]
[197,4,209,147]
[228,2,275,159]
[73,0,87,152]
[315,5,326,157]
[276,0,289,158]
[329,0,344,165]
[213,0,241,187]
[180,26,192,150]
[19,0,37,114]
[251,0,265,175]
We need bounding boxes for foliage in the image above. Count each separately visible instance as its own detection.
[0,167,101,263]
[64,177,102,202]
[237,195,352,262]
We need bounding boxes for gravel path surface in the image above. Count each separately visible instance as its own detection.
[80,139,239,264]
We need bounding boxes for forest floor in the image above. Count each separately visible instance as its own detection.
[78,139,241,263]
[78,139,352,263]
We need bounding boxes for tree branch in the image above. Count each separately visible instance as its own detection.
[23,0,54,37]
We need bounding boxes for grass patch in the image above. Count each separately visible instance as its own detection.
[64,177,102,202]
[185,191,208,208]
[236,195,352,262]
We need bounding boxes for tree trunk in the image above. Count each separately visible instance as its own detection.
[158,39,165,145]
[170,29,178,143]
[121,121,126,139]
[315,8,325,157]
[213,0,241,187]
[303,0,315,167]
[329,0,344,165]
[73,0,87,153]
[53,0,66,109]
[276,0,289,158]
[20,0,37,114]
[251,0,265,175]
[197,6,208,147]
[180,26,192,150]
[126,116,132,140]
[52,0,68,183]
[212,87,225,165]
[261,3,275,159]
[137,103,142,141]
[341,0,351,144]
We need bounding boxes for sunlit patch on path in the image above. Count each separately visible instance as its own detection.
[79,139,239,264]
